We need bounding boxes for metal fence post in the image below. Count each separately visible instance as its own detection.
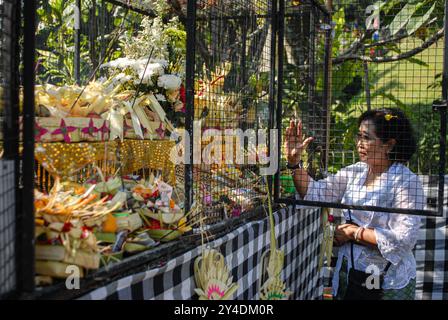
[19,0,36,295]
[1,0,21,299]
[269,0,278,196]
[274,0,284,201]
[185,0,196,215]
[438,0,448,217]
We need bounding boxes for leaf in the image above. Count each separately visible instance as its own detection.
[406,2,436,36]
[388,3,418,36]
[378,92,406,108]
[406,57,429,67]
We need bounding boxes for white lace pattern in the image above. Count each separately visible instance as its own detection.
[300,162,424,295]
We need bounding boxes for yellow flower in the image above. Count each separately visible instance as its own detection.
[384,114,398,121]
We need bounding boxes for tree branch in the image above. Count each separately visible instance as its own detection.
[364,17,438,49]
[166,0,187,22]
[333,28,444,65]
[335,17,438,62]
[104,0,156,16]
[336,31,372,59]
[363,32,411,49]
[165,0,214,70]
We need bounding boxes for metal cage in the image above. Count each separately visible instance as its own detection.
[185,0,278,224]
[276,0,446,217]
[185,0,330,225]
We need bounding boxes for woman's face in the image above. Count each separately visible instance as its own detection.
[356,120,392,168]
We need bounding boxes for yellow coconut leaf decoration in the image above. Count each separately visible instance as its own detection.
[194,248,238,300]
[259,176,291,300]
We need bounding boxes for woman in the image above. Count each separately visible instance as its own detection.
[284,108,425,300]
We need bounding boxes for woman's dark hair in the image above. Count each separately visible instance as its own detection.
[358,108,417,163]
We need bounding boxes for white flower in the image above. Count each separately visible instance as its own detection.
[151,59,169,68]
[101,57,169,86]
[101,57,136,70]
[155,94,166,101]
[136,70,153,85]
[133,60,166,84]
[112,73,132,85]
[157,74,182,90]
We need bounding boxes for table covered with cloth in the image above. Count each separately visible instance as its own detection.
[79,206,324,300]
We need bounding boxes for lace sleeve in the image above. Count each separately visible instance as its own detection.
[297,165,354,203]
[374,174,424,265]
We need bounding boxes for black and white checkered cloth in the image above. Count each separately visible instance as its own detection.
[79,206,324,300]
[416,175,448,299]
[415,214,448,300]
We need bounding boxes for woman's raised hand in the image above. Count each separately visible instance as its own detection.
[284,118,314,166]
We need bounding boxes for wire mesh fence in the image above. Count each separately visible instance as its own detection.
[0,0,18,298]
[186,0,275,225]
[277,0,331,195]
[278,0,446,217]
[0,161,16,298]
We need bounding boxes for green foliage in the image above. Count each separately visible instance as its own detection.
[324,0,443,174]
[381,0,443,37]
[36,0,79,85]
[122,16,185,70]
[406,2,436,36]
[388,3,420,36]
[35,0,146,85]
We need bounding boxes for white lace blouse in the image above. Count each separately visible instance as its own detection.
[301,162,425,295]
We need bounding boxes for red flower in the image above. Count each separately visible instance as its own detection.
[179,84,186,113]
[154,190,160,198]
[328,215,335,223]
[81,226,92,239]
[62,222,73,233]
[148,219,161,230]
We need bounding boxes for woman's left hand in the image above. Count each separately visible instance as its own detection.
[334,224,358,246]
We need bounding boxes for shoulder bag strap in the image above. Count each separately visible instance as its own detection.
[348,209,392,274]
[347,210,356,269]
